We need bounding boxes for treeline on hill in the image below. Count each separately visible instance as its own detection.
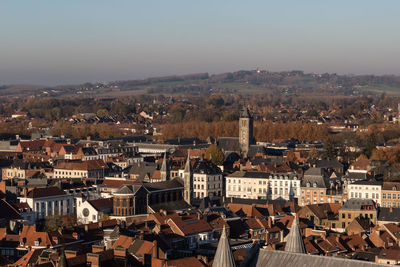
[0,93,397,124]
[160,121,329,142]
[50,121,122,139]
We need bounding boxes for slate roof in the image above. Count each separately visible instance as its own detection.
[27,186,66,198]
[352,179,382,186]
[0,199,21,219]
[126,162,157,180]
[378,207,400,222]
[149,200,191,212]
[302,169,329,188]
[143,178,184,192]
[115,185,141,195]
[217,137,240,152]
[344,172,371,181]
[240,107,251,118]
[341,199,376,210]
[193,160,221,174]
[88,198,113,211]
[247,145,267,158]
[249,249,389,267]
[315,159,343,169]
[227,171,268,179]
[382,182,400,191]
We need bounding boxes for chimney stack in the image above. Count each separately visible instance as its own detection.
[152,240,159,259]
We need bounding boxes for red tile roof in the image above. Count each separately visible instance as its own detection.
[56,159,107,171]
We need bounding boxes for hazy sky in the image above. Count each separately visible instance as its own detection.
[1,0,400,85]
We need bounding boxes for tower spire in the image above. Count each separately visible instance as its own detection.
[160,152,169,181]
[284,215,306,254]
[212,226,235,267]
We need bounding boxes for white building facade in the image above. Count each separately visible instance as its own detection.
[226,171,301,200]
[347,180,382,206]
[19,187,74,221]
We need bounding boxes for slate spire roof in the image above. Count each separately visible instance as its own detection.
[58,248,68,267]
[284,216,306,254]
[240,106,251,118]
[161,153,169,172]
[212,226,235,267]
[184,153,192,173]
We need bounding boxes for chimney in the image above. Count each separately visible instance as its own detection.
[152,240,159,259]
[268,216,273,228]
[72,232,79,240]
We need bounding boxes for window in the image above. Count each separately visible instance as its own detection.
[383,193,387,199]
[365,193,369,198]
[348,214,351,219]
[388,194,392,199]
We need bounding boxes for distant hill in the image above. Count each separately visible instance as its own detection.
[1,70,400,98]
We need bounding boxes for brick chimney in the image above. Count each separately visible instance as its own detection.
[152,240,159,259]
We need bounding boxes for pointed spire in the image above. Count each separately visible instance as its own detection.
[184,152,192,173]
[213,226,235,267]
[161,153,168,172]
[58,248,69,267]
[284,215,306,254]
[240,106,251,118]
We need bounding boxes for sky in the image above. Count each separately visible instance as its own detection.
[1,0,400,85]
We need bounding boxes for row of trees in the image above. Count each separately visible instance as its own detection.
[161,121,329,142]
[51,121,122,139]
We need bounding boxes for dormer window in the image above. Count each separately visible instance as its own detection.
[34,240,39,246]
[313,183,317,188]
[306,182,310,187]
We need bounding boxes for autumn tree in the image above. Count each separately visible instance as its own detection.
[204,144,225,166]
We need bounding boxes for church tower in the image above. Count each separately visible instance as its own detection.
[160,153,170,181]
[183,154,193,205]
[239,106,254,158]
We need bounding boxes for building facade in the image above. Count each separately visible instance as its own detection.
[18,187,74,221]
[347,180,382,206]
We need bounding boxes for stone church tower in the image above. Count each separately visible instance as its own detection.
[239,106,254,158]
[183,154,193,205]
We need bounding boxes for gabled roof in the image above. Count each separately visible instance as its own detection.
[13,249,42,266]
[88,198,113,211]
[115,184,141,195]
[0,199,21,219]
